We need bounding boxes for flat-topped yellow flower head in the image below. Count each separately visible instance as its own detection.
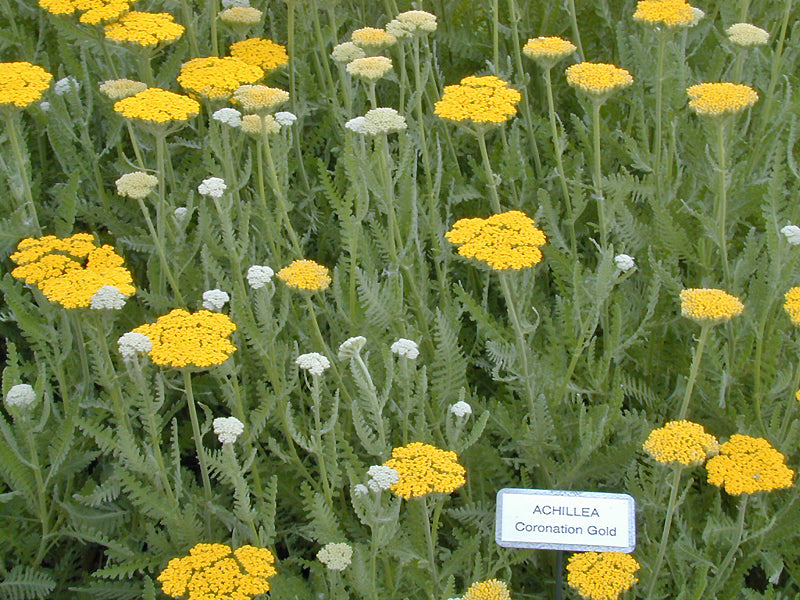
[706,434,794,495]
[633,0,697,27]
[229,38,289,72]
[0,62,52,109]
[79,0,131,24]
[784,287,800,326]
[523,36,576,68]
[463,579,511,600]
[566,62,633,102]
[131,309,237,368]
[566,552,640,600]
[446,210,546,270]
[643,421,719,466]
[178,56,264,100]
[114,88,200,124]
[434,75,522,125]
[158,543,277,600]
[346,56,393,81]
[687,82,758,117]
[232,84,289,114]
[383,442,466,499]
[277,259,332,291]
[104,11,184,47]
[679,288,744,324]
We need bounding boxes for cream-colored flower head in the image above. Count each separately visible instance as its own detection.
[99,78,147,100]
[687,82,758,117]
[523,36,576,68]
[386,10,437,38]
[346,56,393,81]
[331,41,367,63]
[363,107,407,135]
[317,543,353,571]
[726,23,770,47]
[240,114,280,136]
[116,171,158,199]
[351,27,397,50]
[232,84,289,114]
[219,6,262,26]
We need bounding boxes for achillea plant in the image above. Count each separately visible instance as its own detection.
[113,88,200,123]
[566,552,640,600]
[0,61,52,108]
[277,259,332,291]
[706,434,794,494]
[178,56,264,100]
[229,38,289,72]
[643,420,719,466]
[434,75,522,125]
[104,11,185,47]
[383,442,466,499]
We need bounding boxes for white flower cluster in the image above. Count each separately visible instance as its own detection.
[317,542,353,571]
[212,107,242,127]
[614,254,636,272]
[247,265,274,289]
[174,206,189,223]
[90,285,127,310]
[781,225,800,245]
[390,338,419,359]
[296,352,331,376]
[346,56,393,81]
[117,332,153,360]
[726,22,769,47]
[331,41,366,63]
[345,116,367,134]
[366,465,399,492]
[115,171,158,200]
[275,111,297,127]
[364,107,407,135]
[450,400,472,418]
[213,416,245,444]
[54,76,79,96]
[202,289,230,311]
[386,10,438,38]
[338,336,366,360]
[198,177,227,198]
[5,384,36,410]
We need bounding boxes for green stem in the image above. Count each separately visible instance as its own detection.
[310,375,335,508]
[591,101,608,250]
[644,466,683,599]
[476,128,501,213]
[262,124,302,256]
[567,0,585,61]
[732,49,746,83]
[6,115,40,233]
[378,136,401,263]
[492,0,500,69]
[180,0,200,56]
[224,444,262,544]
[499,272,537,415]
[707,495,749,597]
[654,30,667,201]
[420,495,441,599]
[210,0,219,56]
[253,139,281,261]
[136,197,185,305]
[677,324,711,419]
[183,370,214,527]
[509,0,542,178]
[25,428,50,566]
[715,121,730,286]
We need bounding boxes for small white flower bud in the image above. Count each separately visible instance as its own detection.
[202,289,230,311]
[781,225,800,246]
[614,254,636,272]
[5,384,36,409]
[450,400,472,418]
[213,416,245,444]
[390,338,419,359]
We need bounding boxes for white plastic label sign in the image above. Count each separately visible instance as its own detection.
[495,488,636,552]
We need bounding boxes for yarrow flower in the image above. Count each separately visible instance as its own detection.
[566,552,640,600]
[246,265,274,289]
[114,88,200,124]
[296,352,331,376]
[54,76,79,96]
[240,114,280,135]
[383,442,466,499]
[277,259,332,291]
[345,116,367,134]
[643,421,719,466]
[462,579,511,600]
[706,434,794,494]
[212,107,243,127]
[117,331,153,360]
[351,27,397,49]
[363,107,407,135]
[10,234,136,309]
[178,57,263,100]
[366,465,400,492]
[232,84,289,114]
[229,38,289,72]
[386,10,437,38]
[445,210,547,270]
[115,171,158,199]
[104,11,185,47]
[158,543,277,600]
[331,41,367,63]
[99,78,147,100]
[391,338,419,359]
[780,225,800,245]
[565,62,634,101]
[130,309,237,368]
[679,288,744,324]
[614,254,635,272]
[686,82,758,117]
[0,62,52,109]
[275,111,297,126]
[346,56,393,81]
[316,543,353,571]
[202,289,230,311]
[90,285,127,310]
[213,416,244,444]
[78,0,132,25]
[522,37,576,68]
[219,6,262,27]
[5,384,36,410]
[450,400,473,418]
[726,23,770,47]
[784,287,800,325]
[338,336,366,360]
[434,75,522,125]
[632,0,697,28]
[198,177,227,198]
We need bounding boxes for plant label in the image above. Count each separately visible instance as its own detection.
[495,488,636,552]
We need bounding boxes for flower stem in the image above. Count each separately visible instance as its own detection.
[262,122,302,256]
[499,272,537,416]
[136,197,185,305]
[677,323,711,419]
[644,465,683,599]
[714,120,730,286]
[476,128,502,213]
[183,370,213,528]
[654,30,667,201]
[707,495,749,597]
[567,0,585,61]
[590,101,608,250]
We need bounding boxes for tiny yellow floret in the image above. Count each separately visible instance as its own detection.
[383,442,466,499]
[706,434,794,495]
[643,420,719,466]
[679,288,744,323]
[566,552,640,600]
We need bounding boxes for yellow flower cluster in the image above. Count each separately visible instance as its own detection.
[632,0,696,27]
[158,543,277,600]
[784,287,800,325]
[706,434,794,495]
[565,62,634,98]
[566,552,640,600]
[686,82,758,117]
[277,259,332,291]
[445,210,547,270]
[232,85,289,114]
[131,309,237,368]
[522,36,576,67]
[229,38,289,72]
[39,0,130,23]
[463,579,511,600]
[114,88,200,123]
[351,27,397,49]
[0,62,52,108]
[178,57,264,100]
[434,75,522,124]
[10,234,135,309]
[679,288,744,323]
[383,442,466,499]
[104,11,185,47]
[642,421,719,466]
